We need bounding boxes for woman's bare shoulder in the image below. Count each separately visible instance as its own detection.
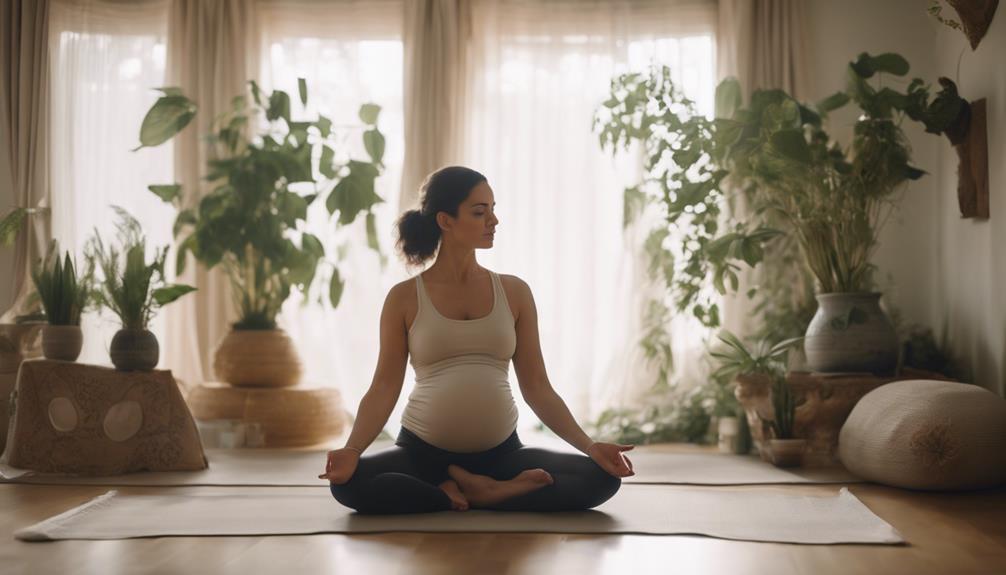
[497,273,531,321]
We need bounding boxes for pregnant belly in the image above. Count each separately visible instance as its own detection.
[402,379,519,452]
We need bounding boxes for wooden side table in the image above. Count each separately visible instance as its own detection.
[735,368,955,467]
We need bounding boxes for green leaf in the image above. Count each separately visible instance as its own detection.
[851,52,910,78]
[172,209,197,237]
[715,77,742,119]
[278,191,309,225]
[135,94,197,150]
[366,211,380,251]
[249,80,263,106]
[301,232,324,257]
[152,284,197,305]
[358,103,381,125]
[266,90,291,124]
[298,77,308,107]
[363,129,385,166]
[0,208,27,246]
[175,235,194,275]
[319,146,337,179]
[816,91,850,114]
[329,267,345,308]
[316,114,332,138]
[327,161,385,225]
[769,130,811,164]
[149,184,182,203]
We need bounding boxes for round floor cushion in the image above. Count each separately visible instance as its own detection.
[838,379,1006,491]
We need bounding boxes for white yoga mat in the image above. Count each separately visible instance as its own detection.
[0,444,864,486]
[14,485,904,545]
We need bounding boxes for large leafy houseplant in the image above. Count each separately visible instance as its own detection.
[85,207,196,370]
[134,78,387,387]
[30,240,94,361]
[594,52,967,374]
[136,79,387,330]
[595,52,965,324]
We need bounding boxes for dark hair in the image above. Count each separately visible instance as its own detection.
[395,165,488,268]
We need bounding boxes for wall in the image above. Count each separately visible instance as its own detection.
[933,5,1005,396]
[807,0,1004,396]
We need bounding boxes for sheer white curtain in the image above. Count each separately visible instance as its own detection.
[460,0,717,427]
[257,0,409,433]
[48,0,174,366]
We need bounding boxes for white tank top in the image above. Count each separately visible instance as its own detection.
[401,270,519,452]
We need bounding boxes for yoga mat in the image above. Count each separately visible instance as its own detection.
[14,484,905,544]
[0,443,864,487]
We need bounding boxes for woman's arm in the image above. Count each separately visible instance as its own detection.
[509,276,595,455]
[341,284,409,453]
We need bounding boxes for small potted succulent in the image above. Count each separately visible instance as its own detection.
[84,207,196,371]
[759,373,807,468]
[30,240,93,361]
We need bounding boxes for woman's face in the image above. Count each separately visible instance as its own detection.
[439,180,498,249]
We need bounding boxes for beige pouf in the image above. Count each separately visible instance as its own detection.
[838,379,1006,491]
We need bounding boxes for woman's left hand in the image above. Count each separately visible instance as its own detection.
[587,441,635,477]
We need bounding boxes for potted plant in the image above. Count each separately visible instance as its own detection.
[29,240,93,361]
[759,373,805,467]
[709,330,804,464]
[133,79,387,387]
[595,52,968,375]
[1,205,51,347]
[84,207,196,371]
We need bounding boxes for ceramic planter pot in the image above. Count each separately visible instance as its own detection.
[213,328,303,388]
[41,325,83,362]
[803,292,899,375]
[110,328,159,371]
[768,438,806,468]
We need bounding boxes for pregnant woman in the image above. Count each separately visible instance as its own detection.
[319,166,635,514]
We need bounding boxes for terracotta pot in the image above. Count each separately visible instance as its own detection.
[804,292,899,375]
[110,328,159,371]
[213,328,303,388]
[41,325,83,362]
[768,438,806,468]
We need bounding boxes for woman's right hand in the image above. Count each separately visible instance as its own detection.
[318,448,361,484]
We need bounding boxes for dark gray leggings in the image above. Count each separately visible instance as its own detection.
[330,426,622,514]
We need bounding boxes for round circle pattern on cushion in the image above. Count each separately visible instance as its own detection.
[47,397,78,432]
[838,379,1006,491]
[103,400,144,442]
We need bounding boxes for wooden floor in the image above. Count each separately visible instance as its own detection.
[2,441,1005,575]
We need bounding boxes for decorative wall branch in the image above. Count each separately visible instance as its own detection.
[930,0,1000,50]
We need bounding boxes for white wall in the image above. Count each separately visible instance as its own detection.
[933,6,1006,397]
[807,0,1004,396]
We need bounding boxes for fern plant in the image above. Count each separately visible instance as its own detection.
[30,240,93,326]
[84,207,196,330]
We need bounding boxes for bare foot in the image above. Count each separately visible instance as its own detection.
[438,479,469,511]
[447,464,554,507]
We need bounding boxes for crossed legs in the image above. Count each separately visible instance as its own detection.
[330,444,621,515]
